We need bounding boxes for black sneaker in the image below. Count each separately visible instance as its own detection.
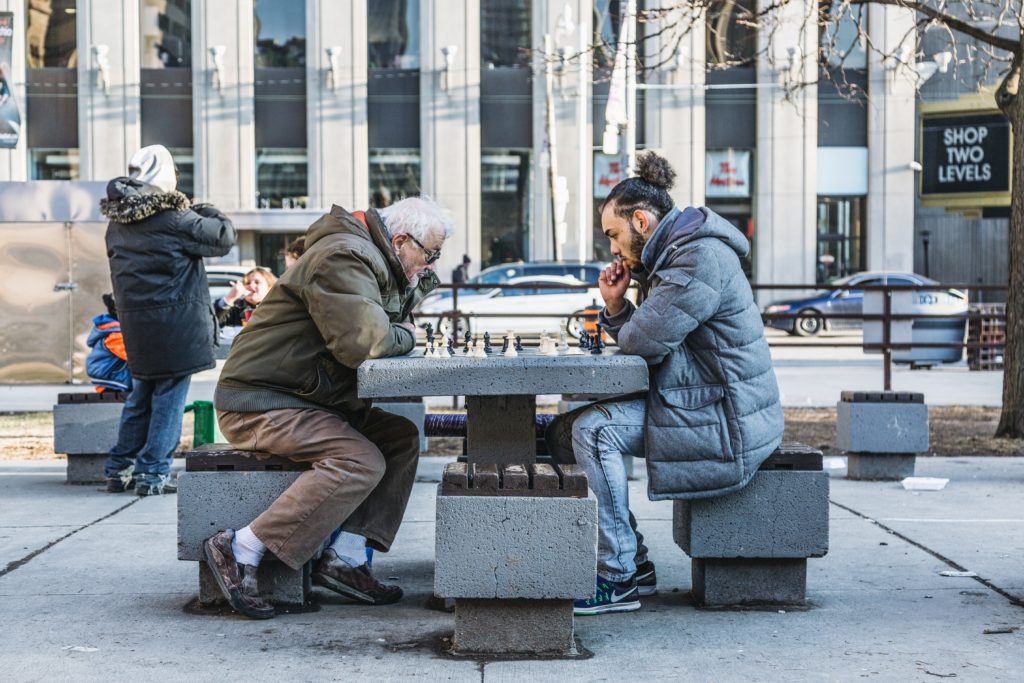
[135,478,177,497]
[573,576,641,615]
[105,477,136,493]
[636,559,657,596]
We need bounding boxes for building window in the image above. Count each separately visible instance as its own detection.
[481,150,531,267]
[29,148,79,180]
[706,0,756,68]
[820,3,866,69]
[816,196,866,283]
[368,0,419,69]
[256,149,308,209]
[26,0,77,68]
[140,0,191,68]
[169,148,194,198]
[481,0,531,69]
[254,0,306,67]
[255,0,307,207]
[369,149,421,208]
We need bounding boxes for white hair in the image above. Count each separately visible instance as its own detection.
[378,195,455,243]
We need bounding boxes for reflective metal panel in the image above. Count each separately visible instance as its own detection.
[70,222,113,381]
[0,222,73,382]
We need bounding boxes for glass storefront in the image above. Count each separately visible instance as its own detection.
[256,149,308,209]
[481,150,531,267]
[168,148,194,198]
[368,0,419,69]
[369,149,421,208]
[26,0,77,68]
[820,3,866,69]
[706,0,757,67]
[254,0,306,67]
[139,0,191,68]
[816,196,866,283]
[29,148,79,180]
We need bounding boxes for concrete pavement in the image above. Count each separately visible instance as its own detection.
[1,456,1021,681]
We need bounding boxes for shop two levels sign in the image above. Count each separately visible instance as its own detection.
[920,112,1010,200]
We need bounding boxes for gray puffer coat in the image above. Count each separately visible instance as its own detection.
[601,206,784,500]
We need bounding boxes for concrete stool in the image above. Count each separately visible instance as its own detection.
[53,392,127,484]
[177,446,313,608]
[836,391,929,480]
[673,444,829,607]
[376,397,427,452]
[435,462,597,655]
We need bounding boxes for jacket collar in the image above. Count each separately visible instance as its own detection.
[640,206,709,273]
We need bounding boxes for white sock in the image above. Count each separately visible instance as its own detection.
[232,525,266,567]
[330,531,367,568]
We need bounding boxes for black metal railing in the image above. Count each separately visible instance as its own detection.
[417,281,1007,391]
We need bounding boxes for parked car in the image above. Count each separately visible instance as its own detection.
[763,272,967,337]
[427,261,606,303]
[416,275,601,337]
[205,265,250,304]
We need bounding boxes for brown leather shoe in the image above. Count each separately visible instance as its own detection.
[312,549,403,605]
[202,529,275,619]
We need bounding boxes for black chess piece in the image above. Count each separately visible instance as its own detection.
[578,331,587,349]
[591,325,606,355]
[424,322,433,342]
[501,335,509,353]
[447,336,456,356]
[463,330,471,353]
[514,335,523,352]
[483,332,492,354]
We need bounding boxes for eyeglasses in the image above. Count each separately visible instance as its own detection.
[406,234,442,264]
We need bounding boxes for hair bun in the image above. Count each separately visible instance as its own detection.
[635,151,676,191]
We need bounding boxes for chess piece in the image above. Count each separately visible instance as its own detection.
[514,335,523,352]
[557,330,569,353]
[591,325,606,355]
[425,341,435,359]
[446,335,455,356]
[463,330,471,354]
[483,332,492,354]
[424,322,434,345]
[501,335,509,354]
[504,341,518,358]
[473,340,487,358]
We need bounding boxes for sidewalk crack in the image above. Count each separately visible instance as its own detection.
[829,499,1023,608]
[0,498,140,579]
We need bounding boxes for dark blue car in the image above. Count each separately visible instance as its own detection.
[763,272,966,337]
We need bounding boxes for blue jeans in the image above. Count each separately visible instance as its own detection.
[547,399,648,583]
[105,375,191,485]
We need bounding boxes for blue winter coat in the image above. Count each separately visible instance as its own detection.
[85,313,132,391]
[601,206,784,500]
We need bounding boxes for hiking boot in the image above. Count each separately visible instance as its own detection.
[573,576,641,616]
[312,548,403,605]
[135,477,177,497]
[202,529,274,620]
[636,559,657,596]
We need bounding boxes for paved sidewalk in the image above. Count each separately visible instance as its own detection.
[1,457,1021,681]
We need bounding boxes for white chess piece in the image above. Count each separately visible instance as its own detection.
[557,329,569,353]
[504,343,518,358]
[473,340,487,358]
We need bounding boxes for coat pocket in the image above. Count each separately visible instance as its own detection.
[649,384,734,461]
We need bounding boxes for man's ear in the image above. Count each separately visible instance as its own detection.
[634,209,649,234]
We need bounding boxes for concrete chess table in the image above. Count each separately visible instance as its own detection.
[358,348,649,464]
[357,348,649,655]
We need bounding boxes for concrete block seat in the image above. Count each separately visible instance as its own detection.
[177,445,313,608]
[436,462,597,656]
[53,392,128,484]
[837,391,929,481]
[673,443,829,607]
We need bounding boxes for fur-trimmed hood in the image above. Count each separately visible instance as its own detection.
[100,177,190,224]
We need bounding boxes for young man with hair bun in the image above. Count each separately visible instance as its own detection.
[547,151,784,615]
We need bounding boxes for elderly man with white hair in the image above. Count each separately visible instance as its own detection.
[206,197,454,619]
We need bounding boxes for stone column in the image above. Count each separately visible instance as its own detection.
[192,0,256,210]
[0,1,27,180]
[421,0,481,275]
[755,0,818,297]
[532,0,593,262]
[643,6,705,209]
[306,0,368,211]
[76,0,141,180]
[866,6,916,272]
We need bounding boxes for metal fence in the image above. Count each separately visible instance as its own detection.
[420,281,1009,392]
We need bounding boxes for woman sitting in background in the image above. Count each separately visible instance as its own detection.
[215,266,277,327]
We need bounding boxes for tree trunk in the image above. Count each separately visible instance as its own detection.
[995,62,1024,438]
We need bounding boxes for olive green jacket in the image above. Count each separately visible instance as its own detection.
[214,205,439,424]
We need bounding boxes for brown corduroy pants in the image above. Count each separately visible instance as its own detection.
[216,407,420,570]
